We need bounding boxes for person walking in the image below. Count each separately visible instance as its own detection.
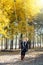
[21,37,29,60]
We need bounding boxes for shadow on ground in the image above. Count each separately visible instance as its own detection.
[34,48,43,52]
[0,48,43,55]
[0,50,20,55]
[0,54,43,65]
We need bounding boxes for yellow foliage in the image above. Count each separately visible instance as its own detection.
[0,0,15,38]
[23,0,43,20]
[0,0,42,39]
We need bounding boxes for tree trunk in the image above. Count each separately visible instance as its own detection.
[29,40,31,49]
[40,34,41,48]
[5,38,7,49]
[33,41,34,48]
[15,35,17,49]
[19,33,23,49]
[32,34,34,48]
[1,39,3,50]
[10,39,13,50]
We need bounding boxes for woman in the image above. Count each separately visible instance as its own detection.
[21,37,28,60]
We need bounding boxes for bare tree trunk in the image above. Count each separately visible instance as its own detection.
[1,39,3,50]
[40,34,41,48]
[32,35,34,48]
[10,39,13,50]
[5,38,7,49]
[29,40,31,49]
[15,34,17,49]
[33,41,34,48]
[19,33,23,49]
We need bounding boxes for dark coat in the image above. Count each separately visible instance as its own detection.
[21,41,29,52]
